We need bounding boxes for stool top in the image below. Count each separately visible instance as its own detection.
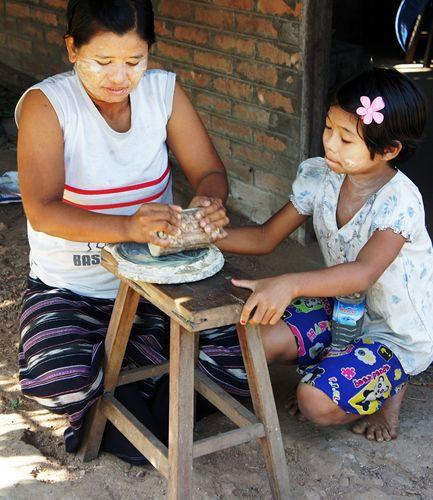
[101,248,251,331]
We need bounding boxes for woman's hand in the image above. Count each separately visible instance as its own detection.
[126,203,182,245]
[188,196,229,240]
[232,275,296,326]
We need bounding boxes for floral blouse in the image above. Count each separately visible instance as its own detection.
[290,157,433,375]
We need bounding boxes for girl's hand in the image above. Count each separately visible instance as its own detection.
[232,275,294,326]
[188,196,229,240]
[126,203,182,245]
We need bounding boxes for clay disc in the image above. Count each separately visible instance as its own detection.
[107,243,224,284]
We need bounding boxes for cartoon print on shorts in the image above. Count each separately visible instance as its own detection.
[394,382,406,393]
[377,345,393,362]
[341,367,356,380]
[291,297,326,314]
[306,320,331,342]
[394,368,402,381]
[321,343,354,359]
[354,347,376,365]
[309,342,325,360]
[328,376,341,404]
[286,323,306,357]
[282,309,292,321]
[301,366,325,386]
[349,374,392,414]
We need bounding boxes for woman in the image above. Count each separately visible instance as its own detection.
[16,0,248,457]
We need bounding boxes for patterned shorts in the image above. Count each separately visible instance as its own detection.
[282,297,408,415]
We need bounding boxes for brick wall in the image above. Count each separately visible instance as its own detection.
[0,1,69,80]
[152,1,304,223]
[0,0,308,227]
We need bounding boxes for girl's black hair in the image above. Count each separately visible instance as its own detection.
[333,67,426,165]
[65,0,155,47]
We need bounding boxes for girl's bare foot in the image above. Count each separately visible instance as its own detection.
[286,392,307,421]
[351,385,407,442]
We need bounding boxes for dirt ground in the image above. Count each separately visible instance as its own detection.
[1,85,433,499]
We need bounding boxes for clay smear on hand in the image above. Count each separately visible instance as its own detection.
[149,208,221,257]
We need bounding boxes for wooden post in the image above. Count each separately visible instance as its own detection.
[78,282,140,461]
[168,321,195,499]
[237,323,291,499]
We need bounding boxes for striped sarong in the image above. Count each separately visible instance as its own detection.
[19,277,249,434]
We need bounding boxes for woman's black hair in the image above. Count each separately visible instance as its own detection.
[332,67,426,165]
[65,0,155,47]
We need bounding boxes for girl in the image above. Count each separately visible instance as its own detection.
[218,67,432,442]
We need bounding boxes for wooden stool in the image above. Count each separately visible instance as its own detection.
[78,248,290,499]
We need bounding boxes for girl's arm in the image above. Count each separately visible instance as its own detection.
[217,202,309,255]
[18,90,181,246]
[234,228,406,325]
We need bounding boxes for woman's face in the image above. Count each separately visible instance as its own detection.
[66,30,149,103]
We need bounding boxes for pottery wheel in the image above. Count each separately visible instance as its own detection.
[107,242,224,284]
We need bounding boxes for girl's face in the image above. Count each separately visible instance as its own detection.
[66,30,149,103]
[322,105,381,175]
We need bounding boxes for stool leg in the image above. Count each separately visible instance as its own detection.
[237,323,290,499]
[168,321,195,500]
[78,282,140,461]
[193,333,200,424]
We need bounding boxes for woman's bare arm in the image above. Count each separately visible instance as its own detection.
[18,90,181,244]
[166,82,228,202]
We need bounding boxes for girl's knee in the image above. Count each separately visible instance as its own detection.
[297,382,346,426]
[260,321,298,365]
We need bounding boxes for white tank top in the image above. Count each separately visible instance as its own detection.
[15,69,176,298]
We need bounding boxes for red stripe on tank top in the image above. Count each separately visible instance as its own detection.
[64,165,170,195]
[62,176,170,210]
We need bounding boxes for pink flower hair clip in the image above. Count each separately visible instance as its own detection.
[356,96,385,125]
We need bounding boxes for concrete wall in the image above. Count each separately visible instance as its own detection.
[0,0,309,226]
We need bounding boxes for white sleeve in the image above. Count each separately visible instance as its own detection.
[370,181,424,243]
[289,157,328,216]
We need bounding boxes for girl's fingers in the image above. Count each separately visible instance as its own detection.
[200,217,230,236]
[239,295,257,325]
[189,196,212,209]
[261,309,275,325]
[195,199,223,218]
[269,311,284,325]
[210,228,228,240]
[232,278,256,291]
[199,208,228,225]
[250,303,271,325]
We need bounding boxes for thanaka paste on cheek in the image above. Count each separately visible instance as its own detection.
[75,57,147,102]
[340,157,365,172]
